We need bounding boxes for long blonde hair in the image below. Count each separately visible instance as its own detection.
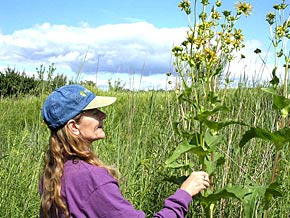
[40,112,118,218]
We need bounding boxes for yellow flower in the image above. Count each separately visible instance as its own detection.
[266,12,275,25]
[275,25,286,38]
[233,28,244,41]
[235,1,253,17]
[204,47,217,62]
[178,0,191,15]
[211,11,221,20]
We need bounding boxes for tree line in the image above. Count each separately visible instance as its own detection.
[0,63,131,98]
[0,64,68,97]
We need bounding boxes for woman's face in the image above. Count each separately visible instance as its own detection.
[76,109,107,142]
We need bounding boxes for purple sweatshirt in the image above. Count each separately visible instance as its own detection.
[40,160,192,218]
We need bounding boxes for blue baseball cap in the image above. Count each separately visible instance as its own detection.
[41,84,116,130]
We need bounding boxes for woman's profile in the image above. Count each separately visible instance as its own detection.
[39,84,210,218]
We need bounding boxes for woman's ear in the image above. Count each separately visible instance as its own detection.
[66,119,80,135]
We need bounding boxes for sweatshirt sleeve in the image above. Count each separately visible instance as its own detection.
[84,178,192,218]
[63,161,192,218]
[153,189,192,218]
[83,178,146,218]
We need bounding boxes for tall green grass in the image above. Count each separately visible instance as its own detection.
[0,96,46,218]
[0,85,289,217]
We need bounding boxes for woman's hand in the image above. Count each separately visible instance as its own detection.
[180,171,210,197]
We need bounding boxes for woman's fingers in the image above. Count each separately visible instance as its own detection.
[180,171,210,196]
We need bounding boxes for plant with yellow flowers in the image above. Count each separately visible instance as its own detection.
[239,0,289,217]
[166,0,284,217]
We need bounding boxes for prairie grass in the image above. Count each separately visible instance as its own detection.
[0,85,289,218]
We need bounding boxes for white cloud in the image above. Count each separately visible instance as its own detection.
[226,39,287,86]
[228,40,271,80]
[0,22,187,75]
[0,21,189,89]
[0,21,281,89]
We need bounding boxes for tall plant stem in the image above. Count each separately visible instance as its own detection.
[282,63,289,97]
[271,150,281,182]
[272,65,289,183]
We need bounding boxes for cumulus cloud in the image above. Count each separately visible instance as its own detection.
[0,21,277,89]
[0,22,187,76]
[228,40,272,81]
[226,39,287,87]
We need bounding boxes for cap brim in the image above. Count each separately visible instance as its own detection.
[83,96,116,110]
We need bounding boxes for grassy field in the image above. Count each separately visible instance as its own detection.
[0,86,289,218]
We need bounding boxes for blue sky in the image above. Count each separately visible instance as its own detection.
[0,0,287,89]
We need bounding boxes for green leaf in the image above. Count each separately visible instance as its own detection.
[190,146,209,156]
[207,91,221,105]
[239,127,290,150]
[261,87,276,95]
[204,119,245,132]
[242,182,282,218]
[200,182,282,217]
[177,90,199,109]
[165,140,196,165]
[200,185,252,208]
[242,183,269,217]
[273,94,290,117]
[204,152,225,176]
[264,182,282,210]
[165,161,191,169]
[184,132,200,144]
[165,175,188,185]
[195,106,228,122]
[204,132,223,148]
[261,87,290,116]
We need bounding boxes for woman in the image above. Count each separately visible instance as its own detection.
[40,84,210,218]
